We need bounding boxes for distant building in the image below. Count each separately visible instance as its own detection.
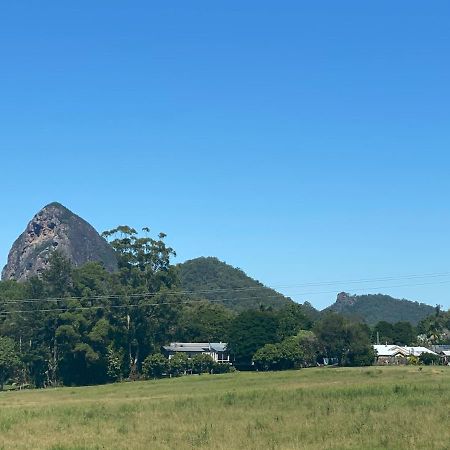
[373,344,438,365]
[403,346,438,357]
[373,345,410,365]
[440,351,450,365]
[162,342,230,364]
[431,345,450,365]
[431,344,450,354]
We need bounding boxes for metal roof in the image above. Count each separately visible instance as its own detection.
[373,345,409,357]
[404,346,438,356]
[373,345,438,357]
[163,342,227,353]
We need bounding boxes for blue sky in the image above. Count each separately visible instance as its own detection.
[1,1,449,309]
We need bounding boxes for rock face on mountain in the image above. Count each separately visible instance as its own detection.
[1,202,117,281]
[326,292,434,325]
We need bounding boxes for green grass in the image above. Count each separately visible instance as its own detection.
[0,367,449,449]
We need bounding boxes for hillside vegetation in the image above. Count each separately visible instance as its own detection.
[1,367,450,449]
[326,292,434,326]
[177,257,294,312]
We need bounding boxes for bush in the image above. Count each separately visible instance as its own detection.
[142,354,169,379]
[168,353,190,377]
[211,362,232,374]
[252,340,301,371]
[253,330,321,371]
[192,354,214,374]
[419,353,441,366]
[253,343,283,371]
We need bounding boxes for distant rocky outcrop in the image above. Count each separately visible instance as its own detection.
[325,292,434,325]
[1,202,117,281]
[335,291,358,307]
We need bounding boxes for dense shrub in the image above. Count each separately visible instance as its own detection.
[142,354,169,379]
[211,362,233,374]
[168,353,190,377]
[192,354,214,374]
[419,353,441,365]
[253,330,320,371]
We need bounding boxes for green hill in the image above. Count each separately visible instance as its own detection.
[325,292,434,326]
[176,257,294,312]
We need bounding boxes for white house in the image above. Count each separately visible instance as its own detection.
[162,342,230,364]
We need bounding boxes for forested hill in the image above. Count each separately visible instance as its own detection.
[176,257,295,312]
[325,292,435,326]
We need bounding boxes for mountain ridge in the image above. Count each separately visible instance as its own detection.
[325,292,435,325]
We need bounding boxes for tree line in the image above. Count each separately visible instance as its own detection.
[371,304,450,348]
[0,226,446,389]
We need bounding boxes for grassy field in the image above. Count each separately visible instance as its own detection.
[1,366,450,450]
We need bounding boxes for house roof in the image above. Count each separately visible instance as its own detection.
[373,345,409,357]
[163,342,227,353]
[404,346,438,356]
[432,345,450,352]
[373,345,438,357]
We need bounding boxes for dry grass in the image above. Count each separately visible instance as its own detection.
[1,366,450,449]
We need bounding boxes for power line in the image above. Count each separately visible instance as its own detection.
[273,271,450,289]
[0,296,254,316]
[1,270,450,305]
[0,278,449,316]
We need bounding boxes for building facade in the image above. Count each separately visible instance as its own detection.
[373,344,439,365]
[162,342,230,364]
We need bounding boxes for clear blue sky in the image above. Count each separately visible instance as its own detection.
[1,1,449,309]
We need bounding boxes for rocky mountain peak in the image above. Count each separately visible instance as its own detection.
[2,203,117,281]
[336,292,356,305]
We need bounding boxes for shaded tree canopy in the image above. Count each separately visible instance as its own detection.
[314,313,375,367]
[227,310,280,367]
[372,321,416,346]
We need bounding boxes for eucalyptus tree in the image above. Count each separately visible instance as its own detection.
[102,226,180,378]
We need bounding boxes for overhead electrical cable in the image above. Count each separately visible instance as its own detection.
[0,270,450,305]
[0,278,449,315]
